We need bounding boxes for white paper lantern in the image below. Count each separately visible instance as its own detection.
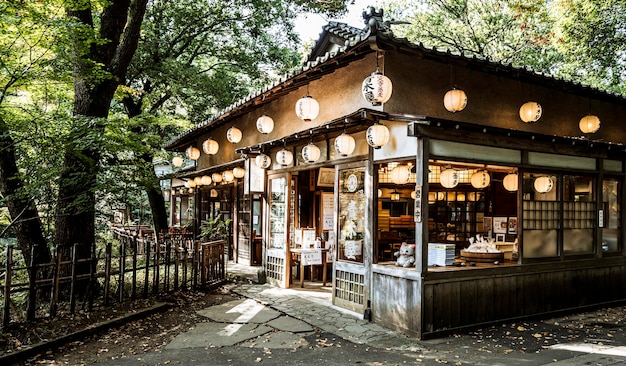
[186,179,196,188]
[519,101,542,123]
[579,114,600,133]
[443,88,467,113]
[503,173,518,192]
[275,148,294,166]
[194,176,203,186]
[334,133,356,157]
[295,95,320,122]
[256,115,274,134]
[390,165,411,184]
[378,189,382,197]
[210,189,218,198]
[470,171,490,189]
[201,175,212,186]
[202,138,219,155]
[227,126,242,143]
[411,190,417,199]
[362,70,392,106]
[222,170,234,182]
[390,190,400,201]
[302,143,321,163]
[534,176,554,193]
[172,156,183,167]
[211,172,223,183]
[233,166,245,179]
[255,153,271,169]
[440,169,459,188]
[185,146,200,160]
[366,123,390,149]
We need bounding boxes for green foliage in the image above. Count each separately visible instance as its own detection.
[198,214,232,242]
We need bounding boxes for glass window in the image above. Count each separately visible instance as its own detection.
[602,178,621,252]
[522,173,558,258]
[269,177,287,249]
[338,167,366,263]
[562,175,594,255]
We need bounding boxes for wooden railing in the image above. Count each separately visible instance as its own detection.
[0,230,226,327]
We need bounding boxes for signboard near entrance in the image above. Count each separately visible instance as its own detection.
[301,249,322,265]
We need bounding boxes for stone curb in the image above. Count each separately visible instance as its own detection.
[0,302,171,366]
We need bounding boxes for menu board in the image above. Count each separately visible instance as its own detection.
[322,192,334,231]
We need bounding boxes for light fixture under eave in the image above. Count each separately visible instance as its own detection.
[366,123,390,149]
[201,175,212,186]
[233,166,245,179]
[534,176,554,193]
[503,173,518,192]
[256,153,272,169]
[334,133,356,157]
[276,148,294,166]
[172,156,183,167]
[256,115,274,134]
[210,189,218,198]
[222,170,234,183]
[411,190,417,199]
[302,143,321,163]
[519,101,542,123]
[194,176,203,187]
[579,114,600,134]
[185,146,200,160]
[378,189,382,197]
[470,171,490,189]
[295,95,320,122]
[211,172,223,184]
[443,88,467,113]
[390,165,411,185]
[227,126,242,143]
[440,169,459,188]
[390,190,400,201]
[362,54,393,106]
[202,138,219,155]
[186,179,196,188]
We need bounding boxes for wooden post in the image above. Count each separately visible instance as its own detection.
[119,238,126,303]
[174,240,180,291]
[69,243,78,313]
[131,237,138,300]
[26,245,37,321]
[182,248,188,290]
[104,243,112,306]
[3,244,13,328]
[153,239,160,294]
[49,244,61,319]
[164,239,171,292]
[143,237,150,298]
[192,240,199,289]
[86,244,96,312]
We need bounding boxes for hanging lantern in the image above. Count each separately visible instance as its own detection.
[295,95,320,122]
[233,166,245,179]
[222,170,234,183]
[201,175,212,186]
[210,189,218,198]
[390,190,401,201]
[227,126,242,143]
[519,101,542,123]
[390,165,411,185]
[275,148,294,166]
[334,133,356,157]
[255,153,271,169]
[362,70,392,106]
[440,169,459,188]
[187,179,196,188]
[534,176,554,193]
[503,173,518,192]
[202,138,219,155]
[256,115,274,134]
[443,88,467,113]
[302,143,321,163]
[172,156,183,167]
[211,172,223,183]
[470,171,490,189]
[194,176,203,186]
[366,123,390,149]
[579,114,600,133]
[411,190,417,199]
[378,189,383,197]
[185,146,200,160]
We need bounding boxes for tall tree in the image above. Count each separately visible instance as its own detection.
[54,0,148,282]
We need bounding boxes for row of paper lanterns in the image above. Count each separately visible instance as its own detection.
[183,167,245,189]
[438,168,554,194]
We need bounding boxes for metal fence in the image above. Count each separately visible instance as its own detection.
[1,232,226,328]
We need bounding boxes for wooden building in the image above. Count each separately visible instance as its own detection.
[164,9,626,339]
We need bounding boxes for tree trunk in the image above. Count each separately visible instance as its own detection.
[0,117,51,266]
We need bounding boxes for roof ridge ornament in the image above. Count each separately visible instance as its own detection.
[363,6,410,50]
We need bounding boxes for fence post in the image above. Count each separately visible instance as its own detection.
[182,247,188,290]
[3,244,13,328]
[143,237,150,298]
[86,243,96,312]
[174,240,180,291]
[164,239,171,292]
[49,244,61,319]
[119,237,126,303]
[131,237,137,300]
[153,239,160,294]
[69,243,78,313]
[104,242,112,306]
[26,244,37,321]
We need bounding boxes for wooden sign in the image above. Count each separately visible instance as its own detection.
[301,249,322,265]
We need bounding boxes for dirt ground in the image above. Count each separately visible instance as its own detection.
[0,287,240,365]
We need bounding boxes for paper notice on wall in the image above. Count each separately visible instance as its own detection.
[301,249,322,265]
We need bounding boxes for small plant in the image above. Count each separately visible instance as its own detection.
[198,214,232,242]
